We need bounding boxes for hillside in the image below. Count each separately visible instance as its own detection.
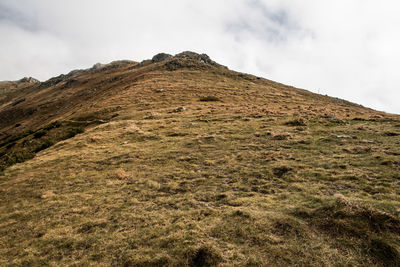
[0,51,399,266]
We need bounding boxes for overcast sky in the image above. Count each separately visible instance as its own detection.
[1,0,399,114]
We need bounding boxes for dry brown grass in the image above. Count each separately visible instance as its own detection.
[0,52,399,266]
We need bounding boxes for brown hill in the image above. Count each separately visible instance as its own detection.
[0,51,391,137]
[0,52,399,266]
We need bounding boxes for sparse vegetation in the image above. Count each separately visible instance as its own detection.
[62,127,84,139]
[43,121,62,131]
[33,140,54,153]
[5,141,16,149]
[0,123,87,171]
[0,151,34,170]
[285,117,307,126]
[0,52,399,266]
[188,245,223,267]
[33,130,46,139]
[199,96,221,102]
[0,130,33,147]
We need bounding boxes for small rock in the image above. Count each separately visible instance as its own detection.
[361,140,375,143]
[336,135,353,139]
[155,89,164,93]
[174,107,186,112]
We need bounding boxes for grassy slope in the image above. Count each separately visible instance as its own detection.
[1,54,400,266]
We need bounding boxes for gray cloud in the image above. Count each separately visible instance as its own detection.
[0,3,38,32]
[0,0,399,114]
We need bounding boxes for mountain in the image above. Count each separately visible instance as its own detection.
[0,52,399,266]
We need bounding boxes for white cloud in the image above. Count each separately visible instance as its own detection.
[0,0,399,114]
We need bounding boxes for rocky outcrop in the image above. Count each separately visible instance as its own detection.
[152,53,172,63]
[174,51,215,65]
[164,51,224,71]
[92,63,105,70]
[18,77,40,84]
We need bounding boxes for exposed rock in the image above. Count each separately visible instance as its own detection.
[165,59,184,71]
[336,135,356,139]
[152,53,172,63]
[67,69,86,76]
[165,51,223,71]
[110,60,135,65]
[39,74,66,88]
[106,60,135,70]
[92,63,105,70]
[175,51,213,64]
[18,77,40,84]
[90,60,135,72]
[173,107,186,112]
[361,140,375,144]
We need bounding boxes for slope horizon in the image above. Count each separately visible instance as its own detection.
[1,51,397,116]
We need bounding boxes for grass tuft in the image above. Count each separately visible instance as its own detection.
[33,130,46,139]
[62,127,84,140]
[33,140,54,153]
[285,117,307,126]
[368,237,400,266]
[199,96,221,102]
[188,244,223,267]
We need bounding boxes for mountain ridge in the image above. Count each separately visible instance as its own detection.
[0,51,393,133]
